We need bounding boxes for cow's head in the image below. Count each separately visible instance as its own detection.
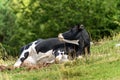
[58,24,84,44]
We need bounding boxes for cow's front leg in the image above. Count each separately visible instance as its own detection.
[76,51,83,59]
[87,45,90,55]
[14,52,29,68]
[76,46,84,59]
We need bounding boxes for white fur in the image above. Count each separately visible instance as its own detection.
[58,33,79,45]
[22,50,55,66]
[14,41,55,68]
[77,55,83,59]
[36,50,55,63]
[24,56,36,64]
[115,43,120,47]
[55,50,69,63]
[14,41,37,68]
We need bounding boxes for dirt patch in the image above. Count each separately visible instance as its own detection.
[21,62,52,71]
[0,65,14,71]
[0,62,53,72]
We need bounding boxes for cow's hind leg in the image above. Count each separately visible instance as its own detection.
[85,45,90,56]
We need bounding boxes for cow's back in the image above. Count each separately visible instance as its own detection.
[35,38,63,53]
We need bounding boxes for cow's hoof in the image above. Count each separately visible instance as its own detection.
[77,56,83,59]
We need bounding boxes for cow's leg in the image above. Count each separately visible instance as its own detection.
[87,45,90,55]
[14,51,29,68]
[77,40,84,57]
[84,47,88,56]
[76,43,85,59]
[76,47,84,59]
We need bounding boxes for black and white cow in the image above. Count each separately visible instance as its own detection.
[14,38,77,68]
[14,38,63,68]
[14,38,80,68]
[58,24,90,57]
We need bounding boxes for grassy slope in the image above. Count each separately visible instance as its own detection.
[0,33,120,80]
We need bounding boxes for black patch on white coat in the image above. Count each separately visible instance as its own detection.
[53,43,79,58]
[53,48,65,57]
[20,57,25,62]
[24,52,29,58]
[20,52,29,62]
[24,43,32,50]
[20,46,25,54]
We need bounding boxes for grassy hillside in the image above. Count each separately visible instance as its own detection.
[0,33,120,80]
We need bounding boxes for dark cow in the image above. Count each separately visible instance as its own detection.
[58,24,90,57]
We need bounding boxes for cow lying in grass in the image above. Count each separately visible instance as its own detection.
[14,38,63,68]
[14,38,77,68]
[14,24,90,68]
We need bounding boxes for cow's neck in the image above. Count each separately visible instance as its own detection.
[62,38,79,45]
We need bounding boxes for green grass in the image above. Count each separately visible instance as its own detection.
[0,33,120,80]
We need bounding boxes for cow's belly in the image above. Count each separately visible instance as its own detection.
[37,50,55,63]
[23,50,55,66]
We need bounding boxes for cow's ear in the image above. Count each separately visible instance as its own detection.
[77,24,84,30]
